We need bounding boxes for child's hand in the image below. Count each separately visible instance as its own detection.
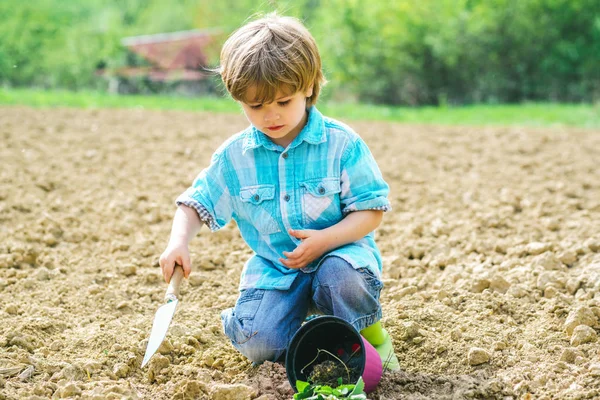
[279,228,332,269]
[159,241,192,283]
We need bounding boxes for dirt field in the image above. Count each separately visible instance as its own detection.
[1,106,599,400]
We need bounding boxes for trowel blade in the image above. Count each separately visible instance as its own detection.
[141,299,179,368]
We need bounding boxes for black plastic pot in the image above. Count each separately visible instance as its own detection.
[285,315,382,393]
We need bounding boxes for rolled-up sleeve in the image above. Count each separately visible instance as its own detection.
[176,153,232,231]
[339,137,391,215]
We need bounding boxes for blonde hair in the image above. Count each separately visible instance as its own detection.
[218,13,326,107]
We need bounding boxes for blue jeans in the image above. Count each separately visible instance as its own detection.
[220,256,383,363]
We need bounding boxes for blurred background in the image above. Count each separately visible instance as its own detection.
[1,0,599,108]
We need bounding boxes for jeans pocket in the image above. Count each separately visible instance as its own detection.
[222,289,265,345]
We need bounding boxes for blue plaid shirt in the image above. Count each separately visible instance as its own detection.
[177,107,391,291]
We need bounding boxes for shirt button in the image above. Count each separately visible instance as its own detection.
[282,152,288,159]
[253,194,260,201]
[318,187,325,194]
[284,194,290,202]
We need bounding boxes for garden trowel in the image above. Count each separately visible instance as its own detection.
[141,265,184,368]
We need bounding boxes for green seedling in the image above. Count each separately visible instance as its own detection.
[295,347,366,400]
[294,376,366,400]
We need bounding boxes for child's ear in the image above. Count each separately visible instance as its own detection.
[305,85,314,98]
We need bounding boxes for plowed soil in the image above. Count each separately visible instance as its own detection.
[1,106,599,400]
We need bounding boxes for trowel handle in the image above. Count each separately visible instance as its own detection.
[165,265,184,302]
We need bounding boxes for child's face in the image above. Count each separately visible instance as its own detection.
[240,86,313,148]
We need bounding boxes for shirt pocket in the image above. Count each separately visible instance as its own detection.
[239,184,281,235]
[299,178,343,228]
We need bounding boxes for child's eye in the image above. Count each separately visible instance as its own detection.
[278,100,291,107]
[249,104,262,110]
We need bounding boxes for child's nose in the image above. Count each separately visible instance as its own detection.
[264,109,279,122]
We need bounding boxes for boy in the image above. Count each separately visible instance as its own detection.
[159,13,399,370]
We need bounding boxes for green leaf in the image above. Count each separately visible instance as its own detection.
[294,389,316,400]
[313,385,333,395]
[294,387,317,400]
[293,382,316,400]
[350,377,365,395]
[296,380,311,393]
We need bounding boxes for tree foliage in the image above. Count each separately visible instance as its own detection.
[0,0,598,104]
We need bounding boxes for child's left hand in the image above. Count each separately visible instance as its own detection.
[279,228,332,269]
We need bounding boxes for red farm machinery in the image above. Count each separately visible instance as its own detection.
[100,28,222,95]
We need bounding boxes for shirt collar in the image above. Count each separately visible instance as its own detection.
[242,106,326,154]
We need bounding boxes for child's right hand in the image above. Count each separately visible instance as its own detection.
[159,240,192,283]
